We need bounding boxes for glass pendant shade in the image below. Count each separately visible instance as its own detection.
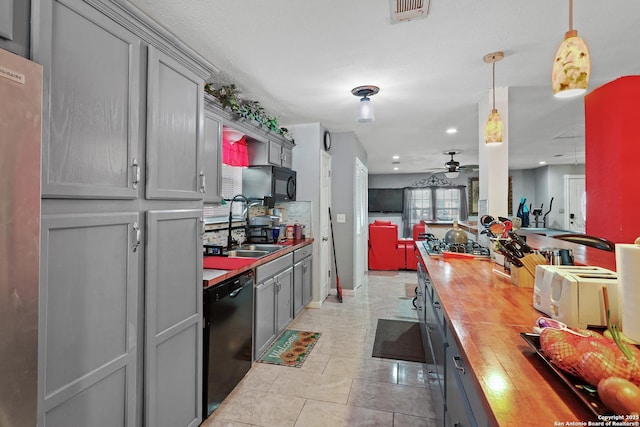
[552,30,591,97]
[444,171,459,179]
[484,109,503,143]
[357,97,375,123]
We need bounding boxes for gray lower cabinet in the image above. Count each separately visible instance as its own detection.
[39,212,139,427]
[275,266,293,333]
[418,263,489,427]
[445,323,489,427]
[254,278,277,359]
[203,104,222,203]
[145,209,203,427]
[293,246,313,317]
[254,253,294,358]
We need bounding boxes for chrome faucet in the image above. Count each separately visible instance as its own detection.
[227,194,249,250]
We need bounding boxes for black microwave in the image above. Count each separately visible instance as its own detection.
[242,166,296,204]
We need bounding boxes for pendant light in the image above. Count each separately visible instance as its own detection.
[351,85,379,123]
[552,0,591,97]
[483,51,504,144]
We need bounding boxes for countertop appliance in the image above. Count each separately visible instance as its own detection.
[203,270,254,418]
[242,166,296,204]
[422,235,491,258]
[533,265,618,328]
[0,48,42,426]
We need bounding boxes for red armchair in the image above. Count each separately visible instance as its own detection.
[368,220,399,271]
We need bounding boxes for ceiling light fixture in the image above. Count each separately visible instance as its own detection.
[392,155,400,160]
[351,85,379,123]
[444,171,459,179]
[446,128,457,134]
[552,0,590,98]
[483,51,504,144]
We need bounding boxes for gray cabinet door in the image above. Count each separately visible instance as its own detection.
[268,139,282,166]
[39,212,139,427]
[302,257,313,307]
[203,109,222,203]
[34,0,141,199]
[146,46,204,200]
[293,261,304,317]
[145,209,203,427]
[276,267,293,334]
[254,278,276,358]
[281,144,293,169]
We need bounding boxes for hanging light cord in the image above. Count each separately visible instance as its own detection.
[492,60,496,109]
[569,0,573,31]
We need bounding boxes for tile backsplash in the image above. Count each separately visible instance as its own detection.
[202,200,313,248]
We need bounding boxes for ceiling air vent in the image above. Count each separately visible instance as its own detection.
[390,0,430,24]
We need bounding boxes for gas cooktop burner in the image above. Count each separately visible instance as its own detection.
[422,238,491,258]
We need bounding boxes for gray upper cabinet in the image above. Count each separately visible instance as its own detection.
[145,209,203,427]
[39,212,139,427]
[203,108,222,203]
[247,137,294,168]
[35,0,141,199]
[146,46,204,200]
[281,143,293,169]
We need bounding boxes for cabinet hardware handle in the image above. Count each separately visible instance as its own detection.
[322,236,328,241]
[132,222,141,252]
[200,170,206,193]
[433,301,441,310]
[132,159,140,189]
[453,355,465,374]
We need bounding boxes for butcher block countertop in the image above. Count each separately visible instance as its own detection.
[202,239,313,288]
[416,237,617,425]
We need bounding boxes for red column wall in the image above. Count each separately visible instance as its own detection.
[585,76,640,244]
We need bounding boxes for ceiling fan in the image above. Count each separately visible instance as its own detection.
[428,150,479,177]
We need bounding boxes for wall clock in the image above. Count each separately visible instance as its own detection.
[323,130,331,152]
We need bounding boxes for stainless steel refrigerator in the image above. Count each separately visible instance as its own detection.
[0,47,42,427]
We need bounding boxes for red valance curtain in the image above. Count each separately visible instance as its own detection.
[222,135,249,167]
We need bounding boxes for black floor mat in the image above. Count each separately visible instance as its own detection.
[372,319,429,363]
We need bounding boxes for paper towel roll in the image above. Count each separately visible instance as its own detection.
[616,243,640,342]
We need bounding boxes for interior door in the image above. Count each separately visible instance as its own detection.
[353,158,368,290]
[565,175,586,233]
[319,151,331,302]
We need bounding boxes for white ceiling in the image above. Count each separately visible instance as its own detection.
[130,0,640,174]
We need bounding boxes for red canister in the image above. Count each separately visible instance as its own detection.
[286,225,295,240]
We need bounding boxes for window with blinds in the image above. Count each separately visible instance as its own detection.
[404,187,462,234]
[203,164,244,218]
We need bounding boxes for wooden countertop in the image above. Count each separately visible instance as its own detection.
[417,242,601,425]
[202,239,313,288]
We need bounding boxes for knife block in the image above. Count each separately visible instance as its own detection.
[510,265,534,288]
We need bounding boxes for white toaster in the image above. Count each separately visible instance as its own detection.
[533,265,618,329]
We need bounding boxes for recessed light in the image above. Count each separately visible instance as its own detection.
[539,161,547,165]
[446,128,457,134]
[393,167,399,171]
[392,155,400,160]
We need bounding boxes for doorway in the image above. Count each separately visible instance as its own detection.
[319,151,331,301]
[564,175,586,233]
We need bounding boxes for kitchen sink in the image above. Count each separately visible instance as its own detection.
[236,244,284,253]
[225,249,270,258]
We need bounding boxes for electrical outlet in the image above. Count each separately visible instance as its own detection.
[337,213,346,223]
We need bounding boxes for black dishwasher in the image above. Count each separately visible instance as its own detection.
[203,270,254,418]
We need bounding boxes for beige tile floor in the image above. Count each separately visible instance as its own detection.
[201,271,436,427]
